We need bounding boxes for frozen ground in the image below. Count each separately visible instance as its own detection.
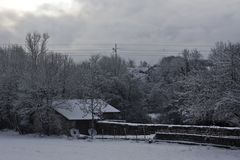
[0,131,240,160]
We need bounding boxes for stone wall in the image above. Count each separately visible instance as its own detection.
[96,121,240,147]
[96,121,240,136]
[154,132,240,147]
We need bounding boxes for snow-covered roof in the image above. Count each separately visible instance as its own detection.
[128,67,148,81]
[52,99,120,120]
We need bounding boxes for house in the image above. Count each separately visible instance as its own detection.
[51,99,120,135]
[147,113,161,123]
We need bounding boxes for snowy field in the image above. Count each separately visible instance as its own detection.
[0,131,240,160]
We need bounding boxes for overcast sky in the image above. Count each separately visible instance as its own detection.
[0,0,240,63]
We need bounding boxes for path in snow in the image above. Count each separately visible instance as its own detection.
[0,131,240,160]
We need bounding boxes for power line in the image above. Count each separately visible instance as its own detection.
[1,42,213,57]
[117,43,213,47]
[118,49,211,52]
[0,42,214,47]
[48,50,211,55]
[47,49,210,52]
[47,48,132,51]
[63,52,211,57]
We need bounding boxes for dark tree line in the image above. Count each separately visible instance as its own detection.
[0,33,240,135]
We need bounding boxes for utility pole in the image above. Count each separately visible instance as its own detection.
[112,43,118,76]
[112,43,118,56]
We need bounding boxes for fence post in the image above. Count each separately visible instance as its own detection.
[135,130,138,141]
[124,128,127,139]
[101,129,104,139]
[143,126,146,140]
[114,128,116,139]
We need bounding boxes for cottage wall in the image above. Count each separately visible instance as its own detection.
[102,112,121,120]
[31,111,75,135]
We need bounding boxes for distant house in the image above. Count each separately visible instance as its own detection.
[147,113,161,123]
[51,99,120,135]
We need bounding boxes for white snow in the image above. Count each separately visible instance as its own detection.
[95,134,155,140]
[98,121,240,130]
[0,130,240,160]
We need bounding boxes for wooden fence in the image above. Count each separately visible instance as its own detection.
[96,121,240,147]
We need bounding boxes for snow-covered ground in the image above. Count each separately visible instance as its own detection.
[0,131,240,160]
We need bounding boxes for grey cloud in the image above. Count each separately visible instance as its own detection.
[0,0,240,63]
